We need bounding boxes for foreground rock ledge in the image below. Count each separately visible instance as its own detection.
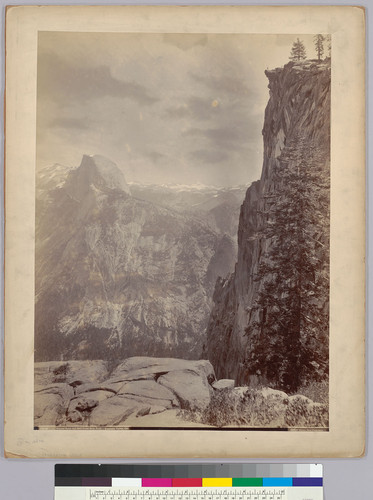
[34,357,216,427]
[34,357,327,428]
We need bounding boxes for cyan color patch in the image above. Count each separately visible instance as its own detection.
[263,477,293,487]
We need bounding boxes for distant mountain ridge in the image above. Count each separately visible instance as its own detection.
[37,161,247,241]
[129,182,247,240]
[35,154,238,362]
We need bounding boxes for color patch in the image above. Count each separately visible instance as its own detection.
[82,477,112,487]
[293,477,323,487]
[172,478,203,487]
[202,478,232,487]
[55,477,82,487]
[263,478,293,487]
[112,478,143,487]
[142,478,172,487]
[232,478,263,487]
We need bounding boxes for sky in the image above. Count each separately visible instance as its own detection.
[36,32,319,187]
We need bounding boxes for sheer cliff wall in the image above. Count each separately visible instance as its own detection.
[206,60,331,385]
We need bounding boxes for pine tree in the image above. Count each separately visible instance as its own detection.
[314,34,325,61]
[245,135,329,393]
[289,38,307,61]
[325,35,331,58]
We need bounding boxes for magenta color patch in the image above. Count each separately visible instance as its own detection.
[142,478,173,487]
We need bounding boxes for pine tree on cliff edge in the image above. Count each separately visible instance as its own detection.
[245,135,329,393]
[314,34,325,61]
[289,38,307,61]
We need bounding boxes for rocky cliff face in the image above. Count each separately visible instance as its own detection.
[35,155,236,362]
[206,60,331,386]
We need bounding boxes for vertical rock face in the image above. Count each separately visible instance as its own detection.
[206,60,331,385]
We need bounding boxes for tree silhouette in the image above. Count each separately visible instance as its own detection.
[245,135,329,393]
[314,34,325,61]
[325,35,331,58]
[289,38,307,61]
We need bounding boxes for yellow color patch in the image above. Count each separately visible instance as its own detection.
[202,478,232,487]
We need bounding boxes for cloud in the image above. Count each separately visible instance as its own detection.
[49,117,89,129]
[144,151,165,163]
[183,126,248,148]
[162,34,208,51]
[165,105,190,119]
[38,53,158,106]
[190,73,251,97]
[189,149,229,164]
[166,96,222,121]
[36,32,275,186]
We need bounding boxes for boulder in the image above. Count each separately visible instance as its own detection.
[34,357,217,427]
[117,380,178,407]
[34,383,74,401]
[124,409,212,428]
[67,389,116,421]
[70,390,109,408]
[75,382,121,396]
[35,393,64,426]
[34,383,74,426]
[35,360,109,386]
[108,357,215,384]
[212,379,235,390]
[158,369,212,410]
[136,407,151,417]
[88,396,141,426]
[148,405,167,415]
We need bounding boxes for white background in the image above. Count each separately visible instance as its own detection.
[0,1,370,498]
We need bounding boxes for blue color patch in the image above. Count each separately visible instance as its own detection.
[293,477,323,487]
[263,478,293,487]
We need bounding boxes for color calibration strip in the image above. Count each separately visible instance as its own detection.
[55,464,323,488]
[112,477,321,487]
[77,477,322,488]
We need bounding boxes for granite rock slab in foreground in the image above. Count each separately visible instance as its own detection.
[34,357,216,427]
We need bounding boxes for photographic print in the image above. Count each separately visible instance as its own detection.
[4,5,365,458]
[34,32,330,430]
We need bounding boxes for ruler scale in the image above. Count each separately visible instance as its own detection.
[85,488,290,500]
[55,465,323,500]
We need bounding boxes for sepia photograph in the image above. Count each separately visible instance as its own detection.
[34,32,330,430]
[4,5,365,458]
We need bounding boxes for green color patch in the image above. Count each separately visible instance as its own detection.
[232,478,263,487]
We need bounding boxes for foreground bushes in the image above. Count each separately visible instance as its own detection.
[182,386,328,428]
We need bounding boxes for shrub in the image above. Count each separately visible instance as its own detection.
[52,362,70,382]
[285,396,328,427]
[182,387,328,429]
[296,379,328,404]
